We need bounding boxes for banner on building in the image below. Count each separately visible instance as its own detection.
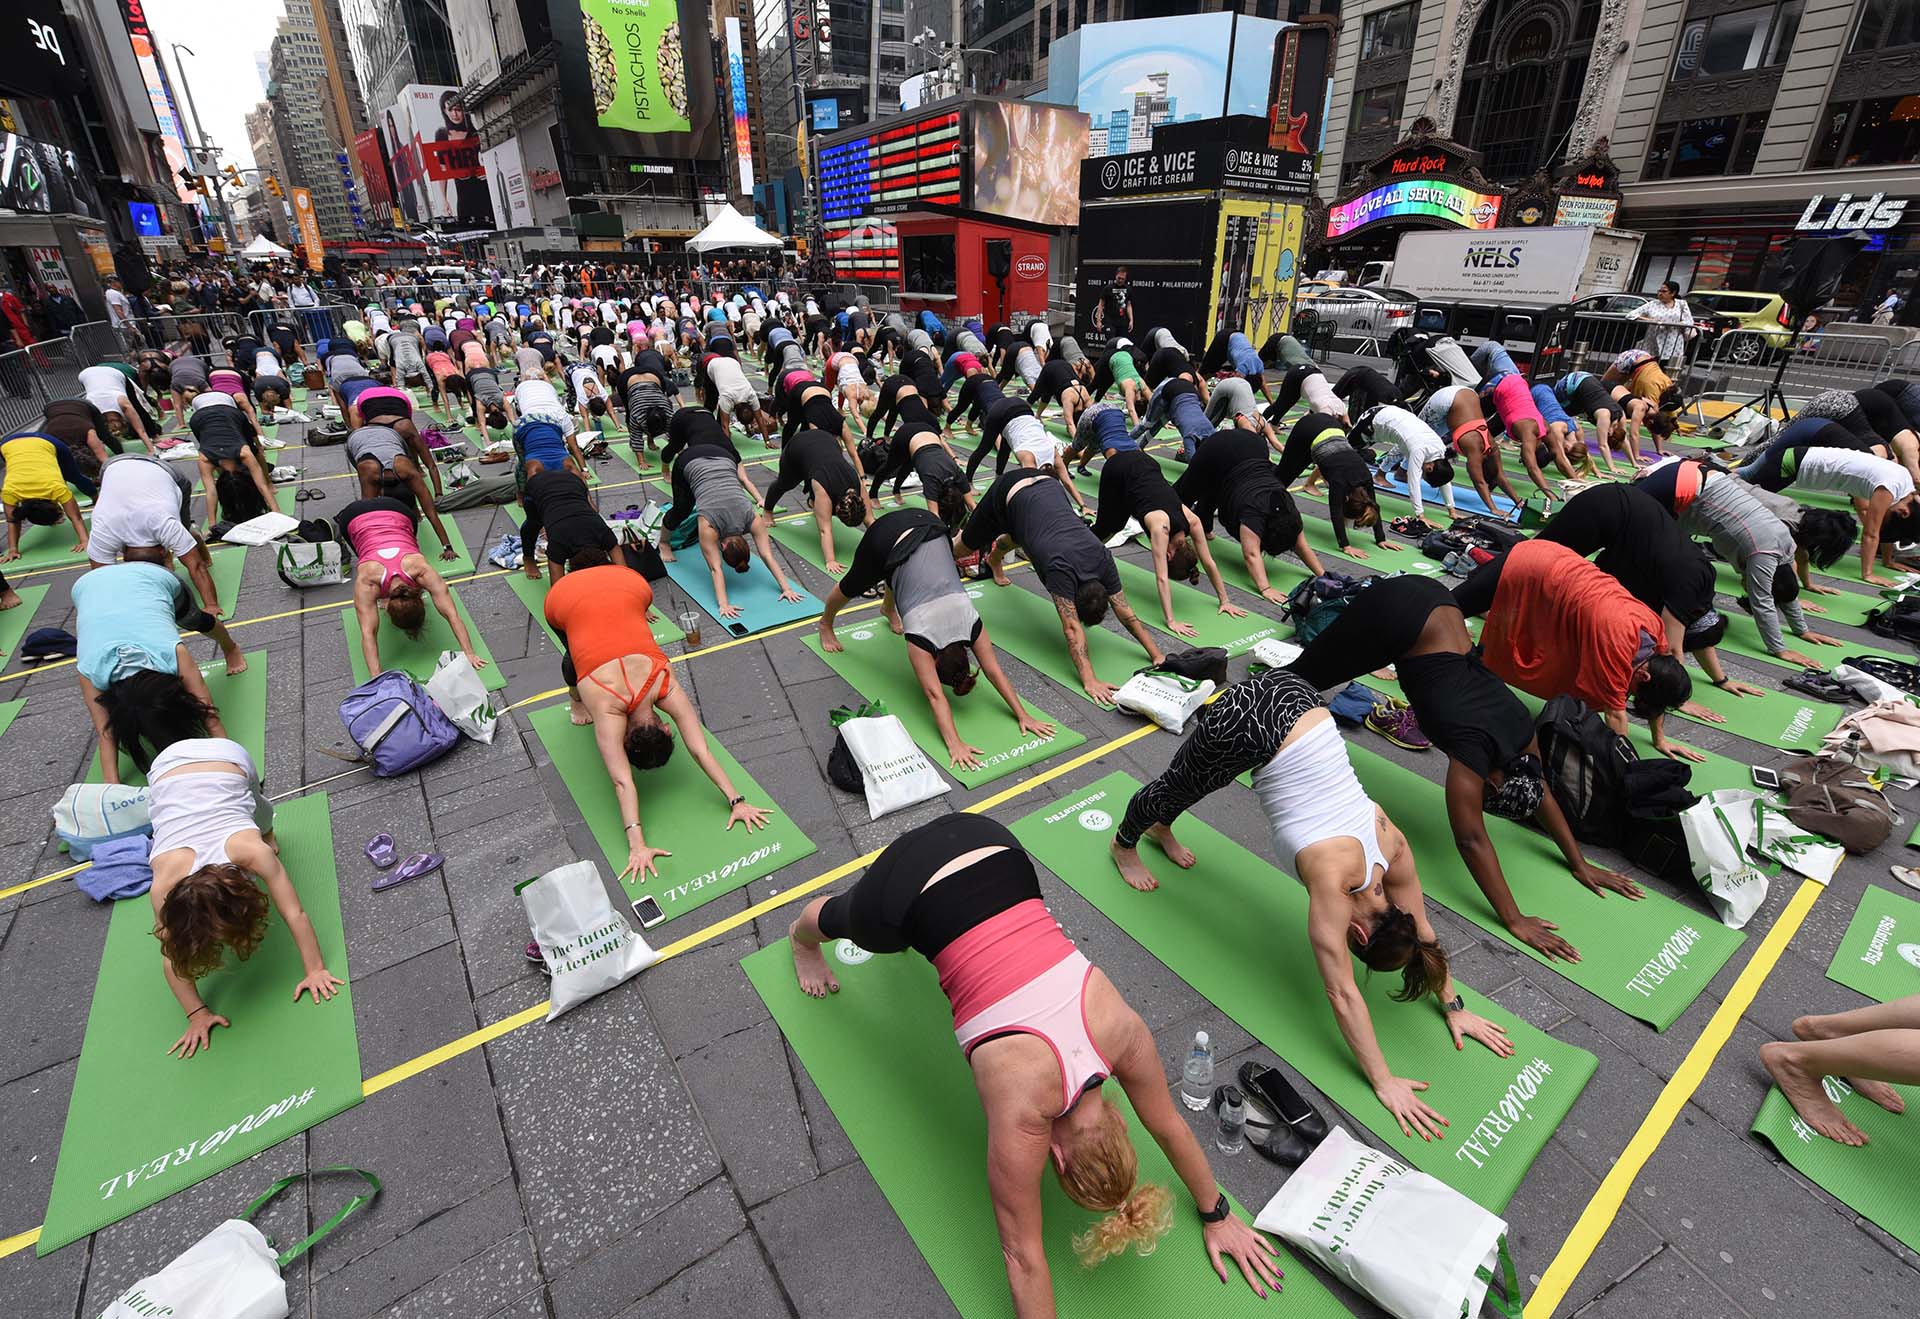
[479,138,532,230]
[724,16,754,193]
[383,86,490,229]
[291,186,324,270]
[0,132,101,219]
[355,129,393,209]
[118,0,197,205]
[449,0,501,87]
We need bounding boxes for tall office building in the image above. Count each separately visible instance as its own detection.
[343,0,461,120]
[268,7,357,240]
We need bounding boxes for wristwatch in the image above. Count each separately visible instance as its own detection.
[1444,993,1465,1013]
[728,794,746,807]
[1198,1191,1231,1224]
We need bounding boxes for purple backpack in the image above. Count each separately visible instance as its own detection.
[338,671,460,776]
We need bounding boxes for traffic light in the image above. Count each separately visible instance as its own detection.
[223,165,244,190]
[265,176,283,198]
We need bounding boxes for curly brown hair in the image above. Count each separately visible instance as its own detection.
[155,863,269,981]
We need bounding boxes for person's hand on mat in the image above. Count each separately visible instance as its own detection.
[1446,1007,1514,1058]
[1017,711,1056,740]
[825,559,846,575]
[1344,546,1370,561]
[1217,600,1248,619]
[1804,580,1840,596]
[1802,601,1829,615]
[727,799,771,831]
[1165,618,1199,639]
[623,842,672,882]
[947,739,986,771]
[464,649,490,671]
[0,550,17,565]
[1653,736,1708,764]
[1679,700,1727,723]
[1507,914,1581,963]
[525,561,543,581]
[1379,541,1405,552]
[1084,679,1118,707]
[1864,572,1899,588]
[1719,678,1766,699]
[294,968,344,1003]
[1799,630,1843,649]
[1575,862,1643,901]
[779,585,804,604]
[1202,1212,1285,1299]
[1260,587,1287,606]
[440,545,457,561]
[719,600,744,618]
[1374,1074,1447,1141]
[169,1010,229,1059]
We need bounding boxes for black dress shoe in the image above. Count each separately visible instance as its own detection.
[1233,1079,1313,1168]
[1240,1059,1330,1146]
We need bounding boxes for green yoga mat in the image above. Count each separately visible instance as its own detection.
[1707,557,1882,627]
[89,653,268,785]
[1827,885,1920,1004]
[968,577,1162,707]
[744,942,1351,1319]
[498,506,683,647]
[37,794,360,1254]
[0,696,24,743]
[416,508,475,576]
[1345,745,1744,1030]
[337,589,506,692]
[768,513,862,575]
[1676,676,1842,753]
[1751,1080,1920,1251]
[1,515,90,572]
[801,622,1085,788]
[1009,771,1596,1209]
[0,583,51,659]
[194,546,247,616]
[1111,558,1289,654]
[528,704,816,920]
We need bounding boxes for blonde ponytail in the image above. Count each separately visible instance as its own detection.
[1072,1182,1173,1267]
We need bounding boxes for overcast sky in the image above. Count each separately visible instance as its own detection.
[142,0,289,170]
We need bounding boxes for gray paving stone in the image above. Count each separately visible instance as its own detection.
[678,1017,818,1206]
[784,1040,858,1175]
[486,978,719,1270]
[0,893,108,1084]
[1490,973,1578,1032]
[1500,1144,1663,1317]
[753,1161,958,1319]
[347,940,476,1077]
[1571,1244,1752,1319]
[639,932,770,1060]
[611,1230,789,1319]
[312,1179,531,1319]
[440,813,578,1003]
[547,1177,745,1319]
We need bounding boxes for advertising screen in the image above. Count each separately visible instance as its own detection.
[1047,13,1285,158]
[817,109,963,223]
[118,0,196,204]
[384,86,491,229]
[725,16,754,193]
[127,201,162,236]
[970,102,1089,227]
[355,129,393,210]
[1076,197,1217,350]
[560,0,719,160]
[480,139,532,230]
[1326,179,1504,239]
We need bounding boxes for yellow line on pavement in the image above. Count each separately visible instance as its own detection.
[1523,876,1823,1317]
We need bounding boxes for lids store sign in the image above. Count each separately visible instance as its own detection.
[1796,192,1907,231]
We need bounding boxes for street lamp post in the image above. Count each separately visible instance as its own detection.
[168,43,240,253]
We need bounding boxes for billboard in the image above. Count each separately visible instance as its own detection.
[128,201,162,236]
[384,86,491,229]
[1076,197,1217,350]
[1205,197,1304,345]
[355,129,393,210]
[480,138,532,229]
[291,186,324,270]
[1326,179,1504,239]
[970,102,1089,227]
[724,16,753,193]
[1045,14,1287,158]
[450,0,501,87]
[118,0,196,204]
[817,108,963,224]
[560,0,719,159]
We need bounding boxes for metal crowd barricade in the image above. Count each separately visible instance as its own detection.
[0,337,88,438]
[1703,327,1892,402]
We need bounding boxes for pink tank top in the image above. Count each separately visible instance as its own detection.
[780,369,814,394]
[209,369,246,399]
[348,506,420,595]
[933,899,1111,1112]
[354,385,413,414]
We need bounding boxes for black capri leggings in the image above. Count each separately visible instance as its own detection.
[1287,575,1453,691]
[1451,548,1510,618]
[817,814,1037,959]
[1266,363,1325,422]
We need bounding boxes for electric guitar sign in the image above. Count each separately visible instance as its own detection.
[1266,23,1332,158]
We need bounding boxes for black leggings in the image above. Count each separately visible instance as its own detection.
[1451,549,1509,618]
[816,814,1036,959]
[1287,575,1452,691]
[1265,364,1326,422]
[1117,670,1322,848]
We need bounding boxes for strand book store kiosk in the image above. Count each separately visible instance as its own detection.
[1076,115,1316,353]
[814,98,1090,324]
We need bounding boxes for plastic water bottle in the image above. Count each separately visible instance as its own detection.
[1179,1030,1214,1110]
[1215,1085,1246,1155]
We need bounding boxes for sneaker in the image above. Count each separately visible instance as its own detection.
[525,939,549,970]
[1366,704,1431,751]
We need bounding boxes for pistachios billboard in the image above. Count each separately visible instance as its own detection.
[559,0,719,159]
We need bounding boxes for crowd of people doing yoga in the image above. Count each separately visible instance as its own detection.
[30,270,1920,1315]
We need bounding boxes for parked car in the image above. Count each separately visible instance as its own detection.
[1687,290,1794,363]
[1295,280,1339,300]
[1297,285,1417,340]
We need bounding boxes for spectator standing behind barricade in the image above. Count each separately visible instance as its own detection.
[1628,281,1696,374]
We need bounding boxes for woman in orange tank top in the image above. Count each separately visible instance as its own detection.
[543,561,770,881]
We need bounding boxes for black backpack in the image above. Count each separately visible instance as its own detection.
[1535,696,1637,846]
[1617,758,1698,881]
[1864,597,1920,643]
[1151,647,1229,686]
[1845,654,1920,695]
[1452,515,1527,551]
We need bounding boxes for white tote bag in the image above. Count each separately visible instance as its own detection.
[99,1168,379,1319]
[1680,788,1845,928]
[1113,671,1215,732]
[837,713,950,820]
[1255,1127,1519,1319]
[1251,637,1304,669]
[426,650,499,743]
[275,540,349,588]
[518,860,658,1019]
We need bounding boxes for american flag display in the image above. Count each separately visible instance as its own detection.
[817,109,963,223]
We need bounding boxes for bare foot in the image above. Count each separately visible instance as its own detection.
[568,696,592,727]
[1110,840,1159,892]
[0,590,19,610]
[224,652,249,677]
[1794,1016,1908,1113]
[789,922,839,997]
[1761,1041,1867,1145]
[1146,823,1196,868]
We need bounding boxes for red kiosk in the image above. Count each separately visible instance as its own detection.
[814,97,1089,324]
